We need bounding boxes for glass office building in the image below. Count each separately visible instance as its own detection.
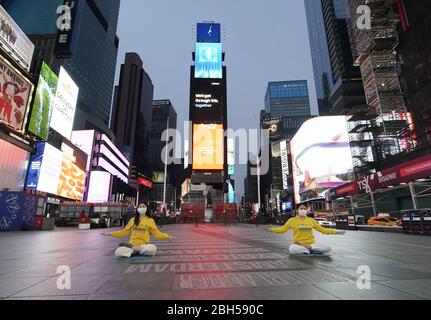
[1,0,120,138]
[264,81,311,117]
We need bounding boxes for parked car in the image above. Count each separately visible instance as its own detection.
[368,216,398,227]
[315,218,335,227]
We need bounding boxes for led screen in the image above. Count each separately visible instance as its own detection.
[152,172,165,184]
[57,141,87,201]
[50,67,79,140]
[28,62,58,140]
[228,138,235,175]
[0,139,30,191]
[191,79,223,122]
[36,143,63,195]
[87,171,111,203]
[291,116,354,204]
[197,23,221,43]
[0,54,33,133]
[195,43,222,79]
[193,124,224,170]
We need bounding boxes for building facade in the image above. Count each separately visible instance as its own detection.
[111,53,154,173]
[305,0,366,115]
[2,0,120,138]
[264,81,311,117]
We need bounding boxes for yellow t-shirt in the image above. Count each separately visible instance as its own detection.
[271,216,336,245]
[109,216,169,246]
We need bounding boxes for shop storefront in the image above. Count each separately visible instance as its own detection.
[328,153,431,222]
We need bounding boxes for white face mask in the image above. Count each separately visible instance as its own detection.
[298,210,308,217]
[138,207,147,215]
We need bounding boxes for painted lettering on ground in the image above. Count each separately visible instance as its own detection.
[157,247,270,255]
[148,252,288,263]
[124,259,303,274]
[176,270,349,290]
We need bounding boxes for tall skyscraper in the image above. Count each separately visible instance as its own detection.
[111,53,154,166]
[148,100,177,174]
[264,80,311,117]
[1,0,120,138]
[304,0,366,115]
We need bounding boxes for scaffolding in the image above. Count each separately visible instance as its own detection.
[346,0,414,177]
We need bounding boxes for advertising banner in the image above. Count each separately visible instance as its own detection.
[152,172,165,184]
[195,43,222,79]
[192,123,224,170]
[181,178,191,198]
[57,141,87,201]
[26,142,46,191]
[0,139,30,191]
[197,23,221,43]
[330,153,431,200]
[191,78,223,122]
[280,140,289,190]
[0,5,35,71]
[0,54,33,133]
[291,116,354,204]
[50,66,79,140]
[28,62,58,140]
[87,171,111,203]
[0,192,40,231]
[138,177,153,189]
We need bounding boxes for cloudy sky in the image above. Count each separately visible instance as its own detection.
[115,0,317,198]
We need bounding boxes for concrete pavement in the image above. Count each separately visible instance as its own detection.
[1,224,431,300]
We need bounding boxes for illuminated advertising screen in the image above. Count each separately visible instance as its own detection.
[57,141,87,201]
[197,23,221,43]
[0,139,30,191]
[193,124,224,170]
[195,43,222,79]
[191,79,223,122]
[50,67,79,139]
[28,62,58,140]
[280,140,289,190]
[87,171,111,203]
[35,143,63,195]
[0,6,35,72]
[152,172,165,184]
[26,141,87,201]
[228,138,235,175]
[291,116,354,204]
[71,130,96,172]
[181,178,191,198]
[0,54,33,133]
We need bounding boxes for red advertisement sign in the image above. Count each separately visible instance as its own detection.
[330,153,431,200]
[0,54,33,133]
[138,178,153,189]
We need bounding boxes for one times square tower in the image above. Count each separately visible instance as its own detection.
[189,22,228,205]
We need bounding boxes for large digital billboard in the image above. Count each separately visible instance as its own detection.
[291,116,354,204]
[0,54,33,133]
[195,43,222,79]
[191,79,223,122]
[50,67,79,140]
[87,171,111,203]
[57,141,87,201]
[197,23,221,43]
[0,139,30,191]
[28,62,58,140]
[26,142,87,201]
[0,5,35,72]
[193,124,224,170]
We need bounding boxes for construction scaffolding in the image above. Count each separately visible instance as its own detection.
[346,0,415,177]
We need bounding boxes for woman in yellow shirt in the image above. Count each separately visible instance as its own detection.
[103,203,173,258]
[265,204,345,255]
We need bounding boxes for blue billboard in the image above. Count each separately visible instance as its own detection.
[0,192,39,231]
[195,43,223,79]
[26,142,46,191]
[197,23,221,43]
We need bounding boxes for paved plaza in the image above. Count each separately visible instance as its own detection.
[1,224,431,300]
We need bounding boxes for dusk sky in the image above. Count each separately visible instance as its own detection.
[115,0,318,198]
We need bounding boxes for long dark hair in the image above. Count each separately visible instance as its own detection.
[134,203,149,227]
